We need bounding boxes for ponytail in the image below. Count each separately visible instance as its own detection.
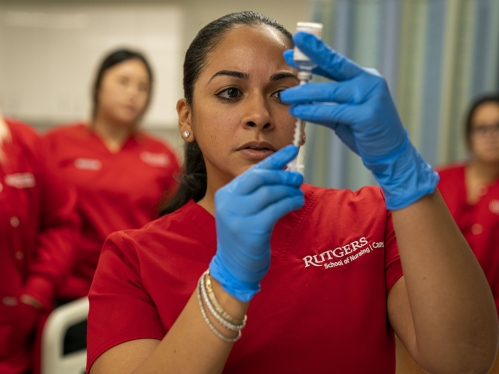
[158,140,207,216]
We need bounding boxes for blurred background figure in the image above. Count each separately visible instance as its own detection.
[0,113,79,374]
[43,49,181,305]
[437,94,499,373]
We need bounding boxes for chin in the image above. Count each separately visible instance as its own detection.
[114,116,139,128]
[481,155,499,164]
[231,164,252,178]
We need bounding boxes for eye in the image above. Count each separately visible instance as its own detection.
[473,125,487,135]
[138,82,150,93]
[216,87,242,101]
[119,77,129,87]
[473,123,499,136]
[271,90,283,101]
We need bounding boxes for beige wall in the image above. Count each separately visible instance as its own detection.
[0,0,312,154]
[177,0,312,51]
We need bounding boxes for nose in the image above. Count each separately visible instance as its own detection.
[124,82,145,101]
[241,94,274,131]
[127,84,140,98]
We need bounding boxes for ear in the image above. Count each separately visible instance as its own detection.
[177,98,195,143]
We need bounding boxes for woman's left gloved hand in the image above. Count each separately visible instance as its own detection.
[280,31,439,210]
[210,146,305,302]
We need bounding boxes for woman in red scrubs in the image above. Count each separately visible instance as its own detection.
[86,12,498,374]
[43,49,181,302]
[438,94,499,373]
[0,114,78,374]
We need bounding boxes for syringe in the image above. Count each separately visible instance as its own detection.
[287,22,323,173]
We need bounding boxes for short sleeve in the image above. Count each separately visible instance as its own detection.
[384,210,403,293]
[86,231,165,372]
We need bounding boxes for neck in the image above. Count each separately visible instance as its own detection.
[0,117,11,163]
[197,182,217,216]
[197,168,233,217]
[91,115,134,153]
[467,158,499,183]
[0,117,9,142]
[197,195,215,216]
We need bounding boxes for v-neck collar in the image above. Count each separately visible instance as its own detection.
[83,124,139,155]
[173,186,317,259]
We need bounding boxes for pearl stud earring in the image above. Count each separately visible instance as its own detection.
[183,131,190,138]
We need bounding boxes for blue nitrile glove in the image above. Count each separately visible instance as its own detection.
[280,31,438,210]
[209,145,304,302]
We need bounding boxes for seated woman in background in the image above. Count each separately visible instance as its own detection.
[438,94,499,373]
[43,49,181,302]
[87,12,498,374]
[0,113,79,374]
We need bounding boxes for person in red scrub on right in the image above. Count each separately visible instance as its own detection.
[437,94,499,374]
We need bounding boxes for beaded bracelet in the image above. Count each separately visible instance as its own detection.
[205,270,246,325]
[197,273,242,343]
[200,272,246,331]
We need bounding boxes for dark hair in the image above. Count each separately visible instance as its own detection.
[464,93,499,148]
[92,48,153,119]
[159,11,293,216]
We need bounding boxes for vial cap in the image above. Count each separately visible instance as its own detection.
[296,22,323,36]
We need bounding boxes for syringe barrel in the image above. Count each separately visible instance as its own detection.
[287,21,323,174]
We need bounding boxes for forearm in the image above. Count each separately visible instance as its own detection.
[281,30,498,371]
[391,190,498,371]
[136,280,247,374]
[93,277,248,374]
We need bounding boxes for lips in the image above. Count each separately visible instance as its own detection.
[237,141,277,152]
[237,141,277,161]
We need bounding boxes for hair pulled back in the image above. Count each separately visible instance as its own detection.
[159,11,293,216]
[92,48,153,120]
[464,93,499,149]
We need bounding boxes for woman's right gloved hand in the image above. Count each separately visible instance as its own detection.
[209,145,305,302]
[281,32,439,210]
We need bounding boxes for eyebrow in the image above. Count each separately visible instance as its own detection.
[270,72,299,81]
[208,70,248,83]
[207,70,298,84]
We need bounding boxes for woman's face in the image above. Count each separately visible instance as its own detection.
[96,58,151,127]
[470,102,499,164]
[178,25,299,187]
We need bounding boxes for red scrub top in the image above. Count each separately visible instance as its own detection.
[87,184,403,373]
[0,119,79,374]
[438,164,499,314]
[43,123,180,299]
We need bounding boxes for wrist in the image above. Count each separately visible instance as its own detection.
[209,255,263,302]
[363,139,439,210]
[20,294,43,310]
[196,270,249,343]
[23,275,55,310]
[210,276,249,318]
